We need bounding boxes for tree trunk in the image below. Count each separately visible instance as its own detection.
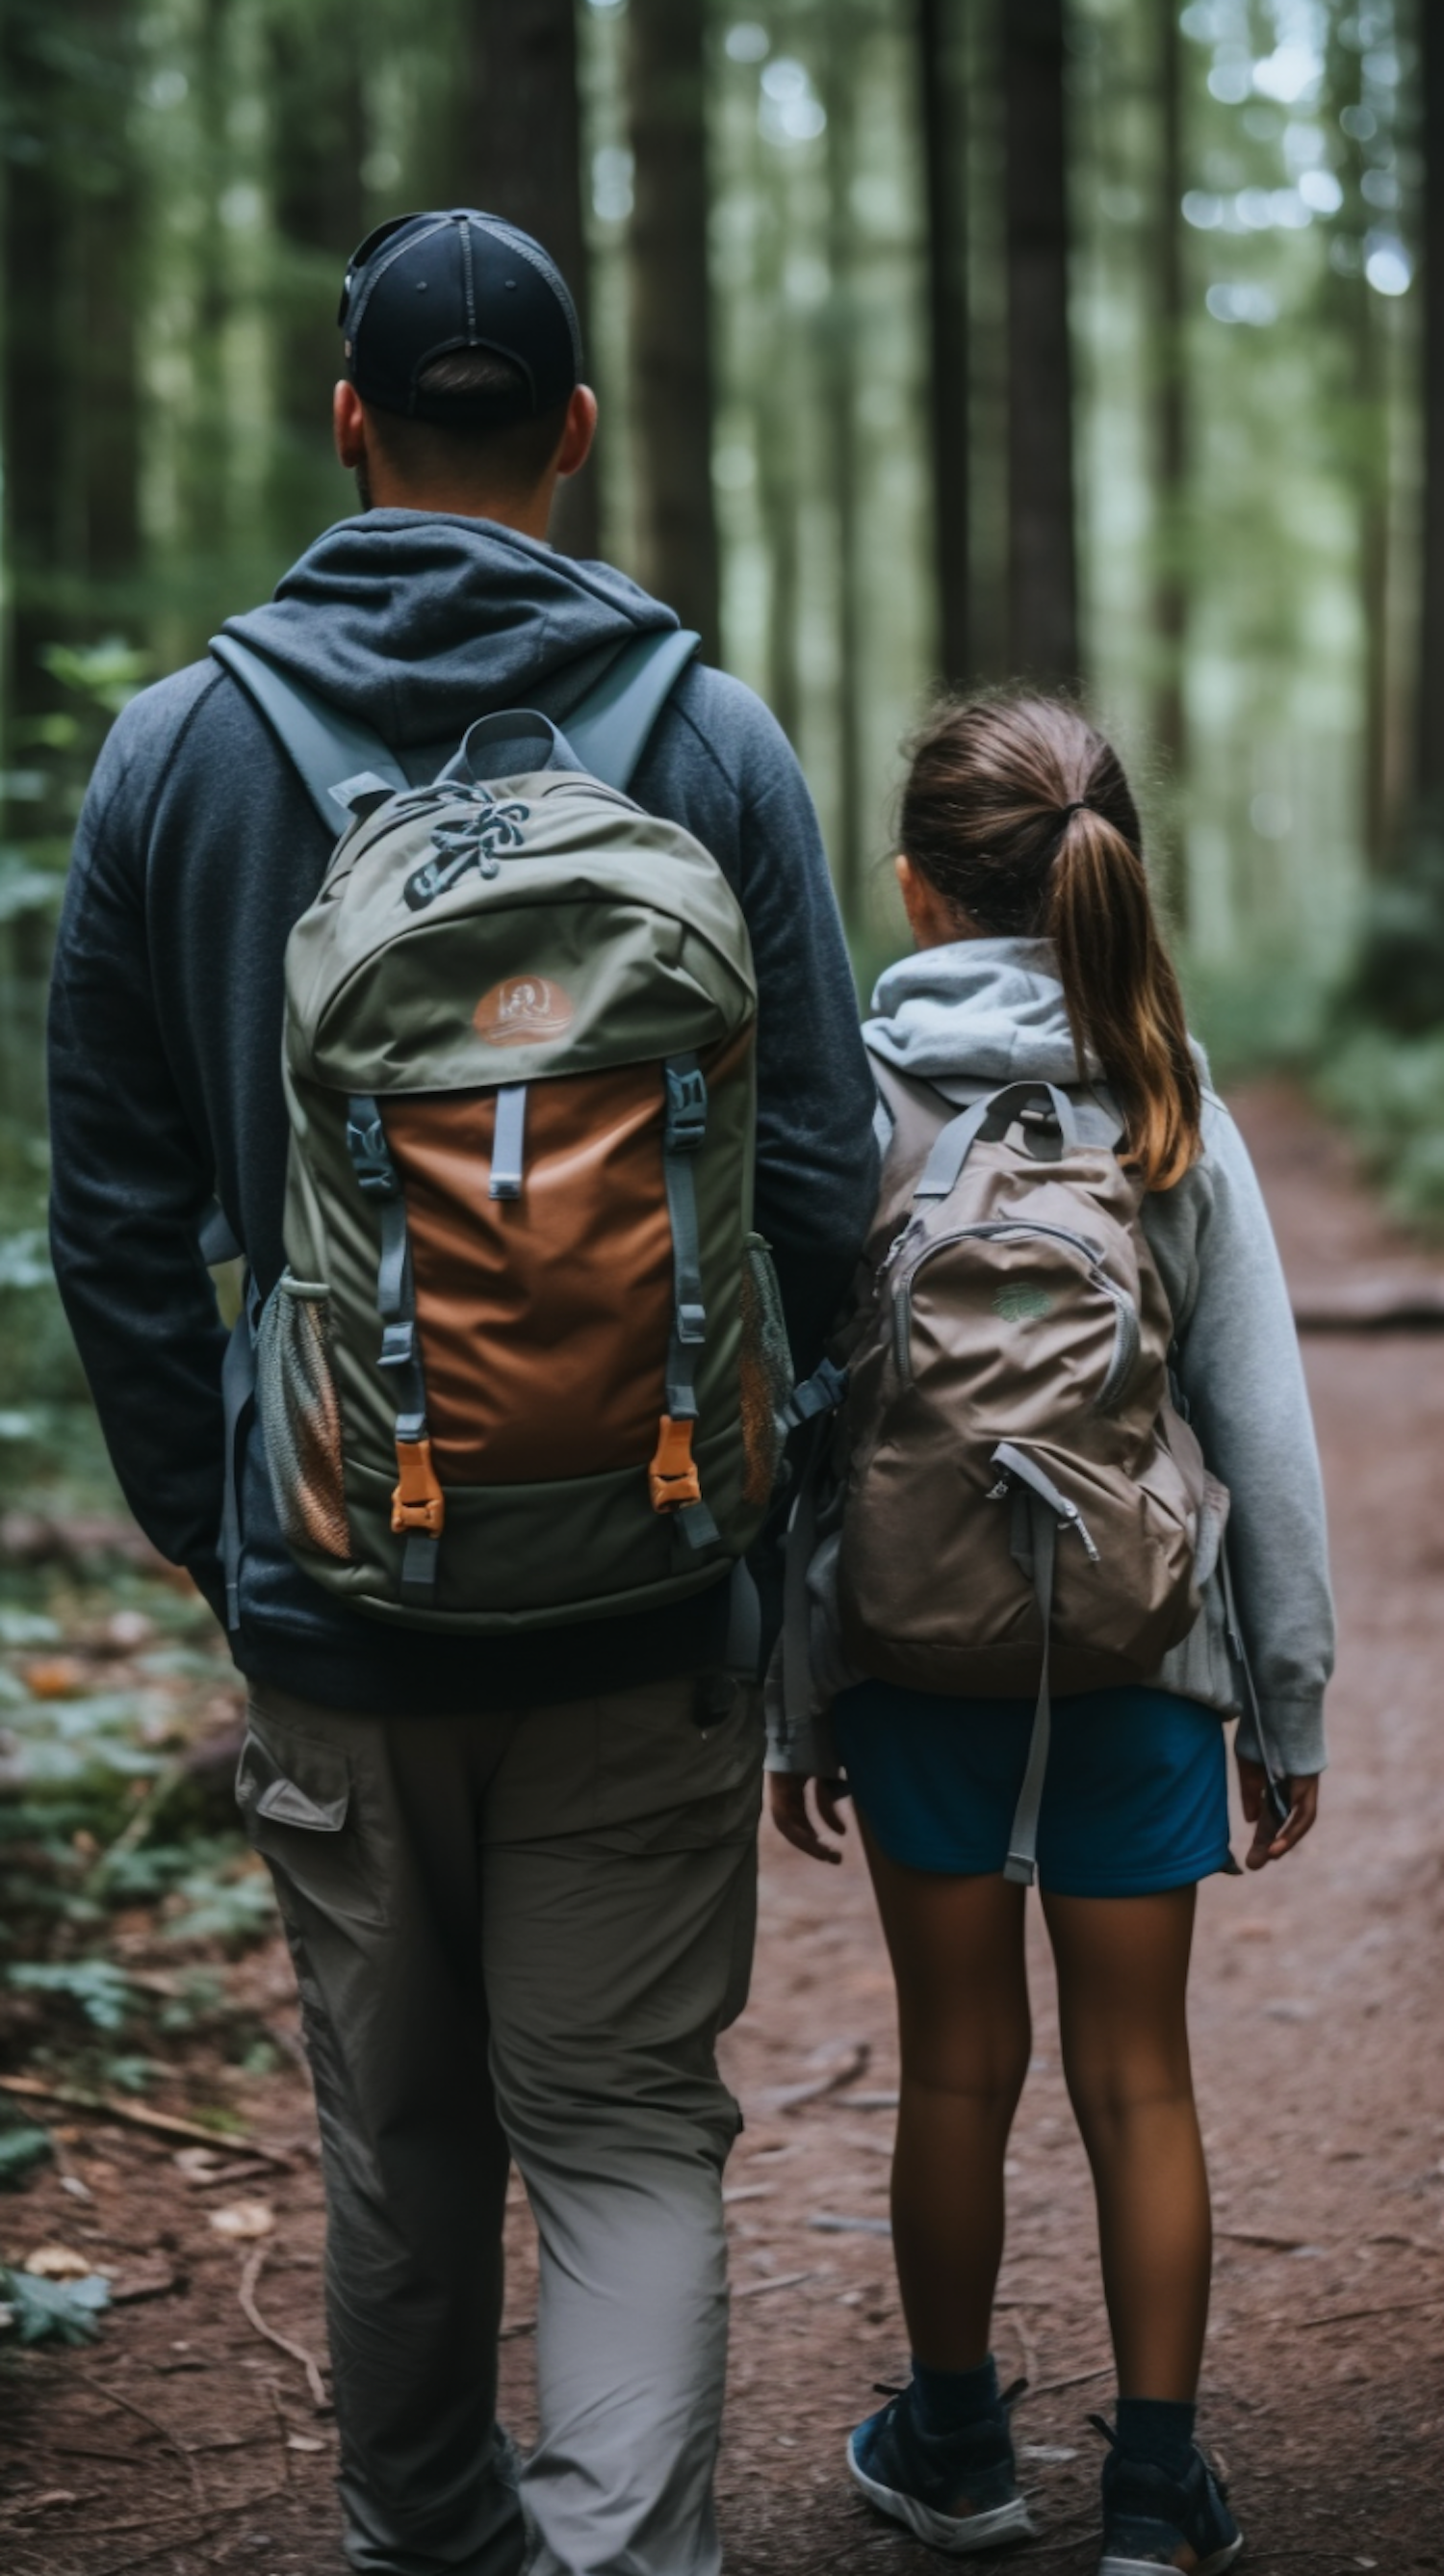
[1,0,143,720]
[1418,0,1444,806]
[919,0,971,690]
[999,0,1078,687]
[0,4,71,731]
[1152,0,1188,927]
[462,0,599,559]
[626,0,720,651]
[823,1,864,925]
[75,5,142,591]
[268,0,366,557]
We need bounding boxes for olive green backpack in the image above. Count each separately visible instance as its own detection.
[211,630,792,1636]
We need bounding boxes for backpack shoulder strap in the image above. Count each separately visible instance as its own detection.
[209,634,409,833]
[564,628,701,792]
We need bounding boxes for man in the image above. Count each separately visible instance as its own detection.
[48,210,875,2576]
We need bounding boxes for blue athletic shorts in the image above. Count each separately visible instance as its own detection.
[830,1678,1234,1896]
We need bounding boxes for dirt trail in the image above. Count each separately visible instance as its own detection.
[4,1082,1443,2574]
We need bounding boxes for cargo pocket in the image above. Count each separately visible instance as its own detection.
[738,1234,793,1509]
[235,1720,385,1928]
[255,1272,351,1560]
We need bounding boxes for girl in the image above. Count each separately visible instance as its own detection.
[768,694,1332,2574]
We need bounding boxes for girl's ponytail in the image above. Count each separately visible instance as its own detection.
[1047,807,1201,1190]
[898,692,1202,1191]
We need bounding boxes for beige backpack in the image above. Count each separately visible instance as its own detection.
[805,1058,1220,1883]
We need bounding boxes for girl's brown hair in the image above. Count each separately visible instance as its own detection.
[899,693,1201,1190]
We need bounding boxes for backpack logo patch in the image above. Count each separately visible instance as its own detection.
[993,1283,1054,1325]
[474,976,576,1046]
[403,797,530,912]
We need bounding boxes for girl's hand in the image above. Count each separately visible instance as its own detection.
[1237,1757,1320,1868]
[767,1772,850,1865]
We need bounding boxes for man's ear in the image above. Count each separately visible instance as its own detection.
[554,384,599,481]
[334,380,367,471]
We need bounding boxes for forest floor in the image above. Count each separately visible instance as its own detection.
[2,1080,1442,2576]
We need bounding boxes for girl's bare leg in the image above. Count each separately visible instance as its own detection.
[860,1820,1032,2370]
[1042,1886,1209,2400]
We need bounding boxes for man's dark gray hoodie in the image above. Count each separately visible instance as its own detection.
[47,510,877,1713]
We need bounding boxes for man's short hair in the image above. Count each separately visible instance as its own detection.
[365,351,570,493]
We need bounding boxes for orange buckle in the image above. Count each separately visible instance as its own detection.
[391,1437,446,1537]
[649,1414,703,1514]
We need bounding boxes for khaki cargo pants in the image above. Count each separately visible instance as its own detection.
[238,1673,762,2576]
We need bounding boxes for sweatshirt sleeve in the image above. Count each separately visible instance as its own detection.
[47,698,231,1618]
[1173,1107,1334,1775]
[725,709,879,1372]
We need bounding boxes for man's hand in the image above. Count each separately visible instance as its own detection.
[1237,1756,1320,1869]
[767,1772,850,1865]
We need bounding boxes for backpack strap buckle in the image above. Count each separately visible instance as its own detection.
[346,1098,399,1197]
[391,1436,446,1536]
[664,1062,709,1153]
[649,1414,703,1513]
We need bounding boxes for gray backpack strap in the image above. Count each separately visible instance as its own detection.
[209,634,409,832]
[915,1081,1081,1202]
[564,628,700,791]
[990,1440,1102,1886]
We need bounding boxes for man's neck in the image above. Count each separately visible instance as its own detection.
[362,476,555,542]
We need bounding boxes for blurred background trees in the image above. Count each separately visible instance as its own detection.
[1,0,1442,1357]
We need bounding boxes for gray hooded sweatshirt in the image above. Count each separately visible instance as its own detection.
[769,937,1333,1780]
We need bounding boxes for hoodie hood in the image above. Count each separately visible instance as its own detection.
[864,937,1096,1086]
[222,509,677,750]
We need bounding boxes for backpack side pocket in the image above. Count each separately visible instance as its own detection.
[739,1234,793,1509]
[255,1273,351,1561]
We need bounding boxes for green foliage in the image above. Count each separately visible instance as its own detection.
[8,1960,140,2035]
[1316,1022,1444,1231]
[1347,809,1444,1037]
[0,2264,110,2348]
[0,1548,276,2091]
[39,638,153,719]
[0,2117,53,2186]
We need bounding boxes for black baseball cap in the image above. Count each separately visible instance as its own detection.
[338,209,582,426]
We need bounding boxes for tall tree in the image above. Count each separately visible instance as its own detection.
[268,0,366,559]
[0,1,143,723]
[1152,0,1189,925]
[627,0,721,653]
[918,0,972,690]
[461,0,599,559]
[1418,0,1444,808]
[822,0,864,922]
[999,0,1078,686]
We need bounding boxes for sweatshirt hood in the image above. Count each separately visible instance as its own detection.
[221,509,678,750]
[864,938,1094,1085]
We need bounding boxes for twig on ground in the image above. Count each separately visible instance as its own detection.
[266,2376,293,2485]
[71,2370,205,2505]
[757,2041,871,2115]
[1216,2227,1315,2251]
[0,2074,291,2167]
[735,2269,812,2297]
[1030,2362,1113,2396]
[499,2317,536,2340]
[237,2244,329,2409]
[1297,2294,1443,2330]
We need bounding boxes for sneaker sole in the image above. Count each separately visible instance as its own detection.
[1099,2542,1243,2576]
[846,2433,1036,2556]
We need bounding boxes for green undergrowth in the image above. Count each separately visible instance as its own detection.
[0,1530,278,2167]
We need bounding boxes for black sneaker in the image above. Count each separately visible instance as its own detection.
[1093,2415,1243,2576]
[846,2377,1035,2556]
